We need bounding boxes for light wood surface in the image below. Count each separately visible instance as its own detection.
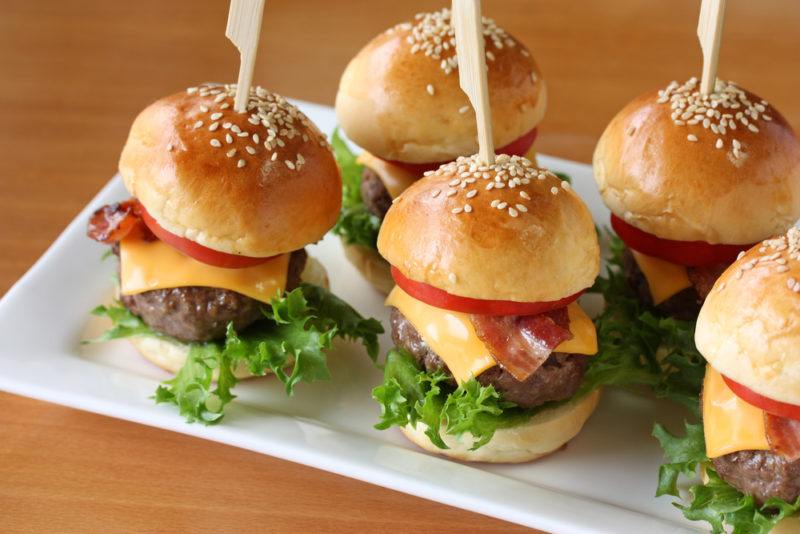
[2,1,800,532]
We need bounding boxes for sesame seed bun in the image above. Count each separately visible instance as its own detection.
[128,257,329,374]
[119,85,341,257]
[377,155,600,302]
[695,228,800,405]
[593,80,800,245]
[335,10,545,164]
[401,389,600,463]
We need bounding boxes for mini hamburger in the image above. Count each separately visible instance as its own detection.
[334,7,546,293]
[655,227,800,532]
[372,154,602,463]
[594,78,800,320]
[87,83,382,423]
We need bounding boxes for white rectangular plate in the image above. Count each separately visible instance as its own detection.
[0,101,700,533]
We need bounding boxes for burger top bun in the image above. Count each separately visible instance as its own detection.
[119,84,341,258]
[696,227,800,405]
[336,8,545,164]
[594,78,800,245]
[378,154,599,303]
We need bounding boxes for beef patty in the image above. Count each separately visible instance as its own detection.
[712,449,800,505]
[121,249,307,343]
[389,307,588,409]
[360,167,392,219]
[622,247,727,321]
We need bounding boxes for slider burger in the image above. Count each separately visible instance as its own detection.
[334,7,545,293]
[655,227,800,532]
[594,78,800,320]
[86,83,382,423]
[373,154,601,463]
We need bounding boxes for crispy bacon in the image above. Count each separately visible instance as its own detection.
[87,199,153,244]
[471,307,572,382]
[765,413,800,461]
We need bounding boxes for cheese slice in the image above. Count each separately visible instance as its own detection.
[386,286,596,383]
[703,365,770,458]
[630,250,692,305]
[119,237,289,304]
[554,303,597,355]
[357,152,420,198]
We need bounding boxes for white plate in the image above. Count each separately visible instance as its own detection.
[0,100,699,534]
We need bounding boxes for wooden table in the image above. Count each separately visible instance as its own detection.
[2,1,799,531]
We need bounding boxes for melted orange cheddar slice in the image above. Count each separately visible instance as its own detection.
[630,250,692,305]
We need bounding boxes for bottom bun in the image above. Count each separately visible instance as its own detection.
[131,256,329,375]
[341,242,394,295]
[401,389,601,463]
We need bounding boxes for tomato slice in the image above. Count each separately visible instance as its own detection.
[611,215,752,267]
[385,127,538,176]
[391,266,583,315]
[139,205,273,269]
[723,374,800,421]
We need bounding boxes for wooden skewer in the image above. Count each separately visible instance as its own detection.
[697,0,727,95]
[452,0,495,165]
[226,0,266,112]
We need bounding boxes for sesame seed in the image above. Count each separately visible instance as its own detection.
[626,126,636,136]
[431,189,441,198]
[210,112,223,120]
[285,160,295,169]
[193,120,204,129]
[687,134,698,142]
[496,201,508,209]
[271,152,278,161]
[166,143,174,151]
[209,122,220,131]
[210,139,222,148]
[459,105,470,114]
[426,84,435,96]
[463,204,473,213]
[225,133,233,144]
[508,207,519,217]
[237,159,246,168]
[520,191,531,200]
[777,265,790,273]
[561,181,571,190]
[515,204,528,212]
[245,146,256,155]
[716,138,724,149]
[550,186,559,195]
[448,273,457,284]
[466,189,477,199]
[199,105,209,113]
[226,149,236,158]
[253,134,260,144]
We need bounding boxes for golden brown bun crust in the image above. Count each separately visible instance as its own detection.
[401,389,600,463]
[377,156,600,302]
[119,86,341,257]
[593,87,800,244]
[696,230,800,405]
[335,19,545,163]
[341,243,394,295]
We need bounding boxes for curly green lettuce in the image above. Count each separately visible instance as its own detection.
[331,128,381,250]
[90,284,383,424]
[653,421,800,533]
[590,232,706,413]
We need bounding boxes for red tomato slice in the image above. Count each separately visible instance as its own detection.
[723,374,800,421]
[384,127,538,176]
[139,205,273,269]
[391,266,583,315]
[611,215,752,267]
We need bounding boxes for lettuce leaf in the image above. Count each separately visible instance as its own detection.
[330,128,381,249]
[92,284,383,424]
[372,343,629,451]
[653,422,800,534]
[590,232,705,413]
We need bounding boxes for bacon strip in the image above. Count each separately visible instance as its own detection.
[87,199,153,244]
[471,308,572,382]
[765,413,800,461]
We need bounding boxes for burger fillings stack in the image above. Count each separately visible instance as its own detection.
[655,227,800,532]
[372,154,603,463]
[594,77,800,320]
[87,83,382,423]
[334,8,546,293]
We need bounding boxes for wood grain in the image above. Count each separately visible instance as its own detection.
[1,1,800,532]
